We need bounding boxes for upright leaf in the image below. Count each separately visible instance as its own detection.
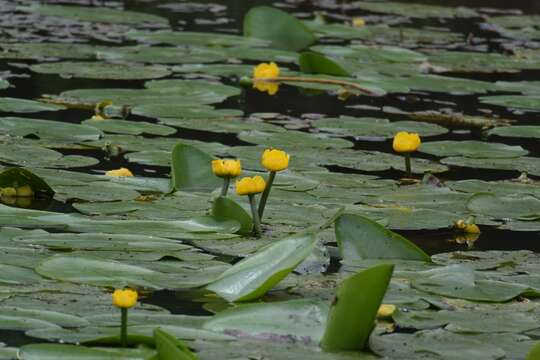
[171,143,221,192]
[211,196,252,235]
[154,328,197,360]
[335,214,430,262]
[206,232,317,302]
[299,52,351,77]
[321,264,394,351]
[243,6,315,51]
[527,342,540,360]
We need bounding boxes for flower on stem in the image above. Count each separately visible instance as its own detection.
[236,176,266,238]
[455,219,481,234]
[112,288,138,309]
[393,132,420,177]
[236,176,266,196]
[105,168,133,177]
[377,304,396,319]
[212,159,241,178]
[253,62,280,79]
[253,62,280,95]
[261,149,290,172]
[352,17,365,28]
[392,132,421,153]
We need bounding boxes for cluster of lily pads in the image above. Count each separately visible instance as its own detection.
[0,0,539,359]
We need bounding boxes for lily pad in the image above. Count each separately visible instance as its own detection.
[30,62,171,80]
[0,98,63,113]
[20,4,167,25]
[420,140,528,159]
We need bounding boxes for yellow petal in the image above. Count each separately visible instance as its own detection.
[112,288,138,309]
[392,131,421,153]
[105,168,133,177]
[261,149,290,172]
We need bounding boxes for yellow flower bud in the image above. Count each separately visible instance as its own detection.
[377,304,396,319]
[464,223,480,234]
[0,187,17,197]
[455,219,466,229]
[253,62,280,95]
[352,17,365,28]
[91,114,106,121]
[105,168,133,177]
[392,132,421,153]
[16,185,34,197]
[253,62,280,80]
[261,149,290,172]
[211,159,241,178]
[236,175,266,196]
[112,288,138,309]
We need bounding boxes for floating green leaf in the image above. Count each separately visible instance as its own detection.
[18,343,157,360]
[420,140,528,159]
[30,62,171,80]
[204,299,328,344]
[19,4,167,25]
[0,98,63,113]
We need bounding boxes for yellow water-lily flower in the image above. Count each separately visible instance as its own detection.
[352,17,365,28]
[261,149,290,172]
[464,223,480,234]
[377,304,396,319]
[16,185,34,197]
[212,159,241,178]
[105,168,133,177]
[236,175,266,196]
[455,219,480,234]
[253,62,280,80]
[253,62,280,95]
[112,288,138,309]
[0,187,17,197]
[91,114,106,121]
[392,131,421,153]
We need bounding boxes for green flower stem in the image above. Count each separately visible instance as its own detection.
[221,177,230,197]
[120,308,128,347]
[258,171,275,220]
[404,153,411,177]
[249,194,262,238]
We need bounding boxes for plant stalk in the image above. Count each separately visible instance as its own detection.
[258,171,275,219]
[120,308,128,347]
[253,76,377,95]
[404,153,411,177]
[249,195,262,238]
[221,177,230,197]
